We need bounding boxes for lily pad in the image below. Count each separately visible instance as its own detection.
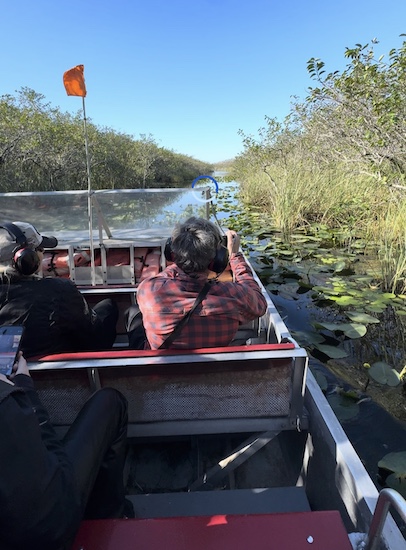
[327,394,360,421]
[365,304,386,313]
[297,281,313,290]
[395,309,406,316]
[312,286,340,296]
[336,387,364,401]
[333,260,347,272]
[310,368,328,391]
[266,283,282,292]
[353,275,374,283]
[368,362,401,387]
[258,267,275,277]
[385,473,406,499]
[276,249,295,257]
[330,295,361,307]
[314,322,367,339]
[291,330,325,346]
[345,311,380,324]
[255,245,272,252]
[318,256,337,266]
[381,292,397,300]
[378,451,406,473]
[313,344,349,359]
[370,298,391,307]
[346,289,364,298]
[340,323,367,338]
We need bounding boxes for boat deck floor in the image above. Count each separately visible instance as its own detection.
[124,432,301,495]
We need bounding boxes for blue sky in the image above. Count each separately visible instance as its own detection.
[2,0,405,163]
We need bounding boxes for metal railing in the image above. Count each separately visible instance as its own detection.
[365,488,406,550]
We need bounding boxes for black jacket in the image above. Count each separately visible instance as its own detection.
[0,274,97,358]
[0,375,80,550]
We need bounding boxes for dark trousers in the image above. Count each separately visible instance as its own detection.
[91,298,119,349]
[125,303,147,350]
[62,387,128,520]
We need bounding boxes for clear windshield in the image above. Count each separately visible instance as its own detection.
[0,187,212,242]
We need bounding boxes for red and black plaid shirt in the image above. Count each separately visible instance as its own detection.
[137,252,267,349]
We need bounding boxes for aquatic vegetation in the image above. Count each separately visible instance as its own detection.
[215,178,406,431]
[364,361,401,387]
[326,393,360,422]
[378,452,406,499]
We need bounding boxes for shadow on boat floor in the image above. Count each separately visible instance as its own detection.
[124,432,304,495]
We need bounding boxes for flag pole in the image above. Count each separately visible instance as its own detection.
[63,65,98,286]
[81,96,96,286]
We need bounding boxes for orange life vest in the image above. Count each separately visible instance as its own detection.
[42,247,161,282]
[42,250,91,277]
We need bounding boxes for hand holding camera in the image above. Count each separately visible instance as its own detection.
[11,352,30,378]
[226,230,240,257]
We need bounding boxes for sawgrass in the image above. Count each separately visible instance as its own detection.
[233,160,406,293]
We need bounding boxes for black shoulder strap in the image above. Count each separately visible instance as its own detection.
[158,281,212,350]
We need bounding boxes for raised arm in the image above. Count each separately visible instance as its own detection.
[226,230,268,320]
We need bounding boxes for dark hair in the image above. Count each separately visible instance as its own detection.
[171,217,222,274]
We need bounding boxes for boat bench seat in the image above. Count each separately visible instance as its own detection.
[29,342,308,438]
[128,487,311,518]
[71,510,352,550]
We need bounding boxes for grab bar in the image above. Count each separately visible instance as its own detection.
[365,488,406,550]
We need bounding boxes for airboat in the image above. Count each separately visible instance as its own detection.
[0,185,405,549]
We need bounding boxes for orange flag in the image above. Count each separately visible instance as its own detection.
[63,65,87,97]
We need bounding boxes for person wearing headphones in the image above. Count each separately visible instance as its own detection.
[135,217,268,349]
[0,221,118,358]
[0,352,131,550]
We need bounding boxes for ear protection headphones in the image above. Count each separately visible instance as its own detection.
[0,222,40,276]
[164,235,229,274]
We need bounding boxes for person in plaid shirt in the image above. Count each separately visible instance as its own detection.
[136,217,267,349]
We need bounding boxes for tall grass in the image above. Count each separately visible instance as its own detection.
[234,161,384,238]
[233,156,406,293]
[367,198,406,294]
